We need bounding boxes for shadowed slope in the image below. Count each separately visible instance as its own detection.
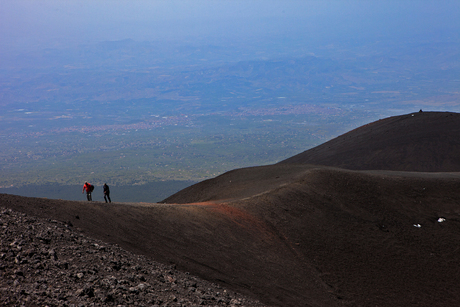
[280,111,460,171]
[164,111,460,205]
[230,168,460,306]
[3,168,460,306]
[1,192,339,307]
[162,164,318,204]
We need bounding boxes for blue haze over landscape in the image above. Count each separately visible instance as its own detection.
[1,0,459,201]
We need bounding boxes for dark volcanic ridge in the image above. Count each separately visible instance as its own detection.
[280,111,460,172]
[3,111,460,307]
[163,111,460,205]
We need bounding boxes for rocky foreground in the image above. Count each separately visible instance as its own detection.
[0,207,266,307]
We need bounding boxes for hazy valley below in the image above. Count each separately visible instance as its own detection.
[1,1,459,201]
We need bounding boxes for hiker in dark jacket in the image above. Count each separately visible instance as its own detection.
[82,182,93,201]
[103,183,111,203]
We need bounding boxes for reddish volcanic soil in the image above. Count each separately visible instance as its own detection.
[2,111,460,306]
[163,165,460,307]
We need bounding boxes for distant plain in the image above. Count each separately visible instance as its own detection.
[1,1,459,201]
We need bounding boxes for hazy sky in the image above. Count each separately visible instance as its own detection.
[1,0,459,50]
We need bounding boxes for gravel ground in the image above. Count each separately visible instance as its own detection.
[0,207,266,307]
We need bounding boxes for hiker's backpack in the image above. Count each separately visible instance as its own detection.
[89,184,95,192]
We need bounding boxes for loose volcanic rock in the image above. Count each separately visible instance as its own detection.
[0,207,267,306]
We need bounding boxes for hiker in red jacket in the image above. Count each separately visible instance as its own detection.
[82,182,93,201]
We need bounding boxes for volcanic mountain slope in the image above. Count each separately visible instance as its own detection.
[3,111,460,307]
[280,111,460,171]
[163,111,460,205]
[0,206,265,307]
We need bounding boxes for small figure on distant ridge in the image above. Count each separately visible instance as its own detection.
[103,183,111,203]
[82,181,94,201]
